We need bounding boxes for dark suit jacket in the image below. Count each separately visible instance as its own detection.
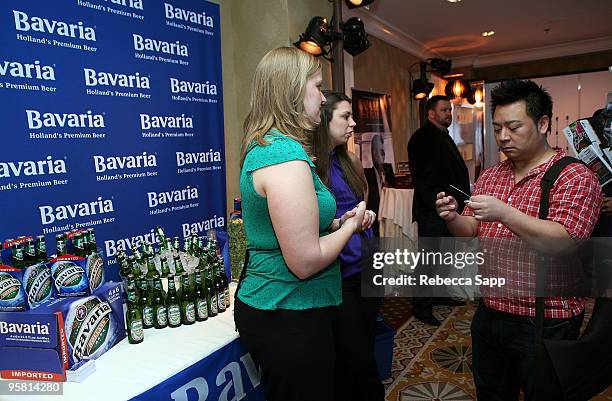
[407,121,470,235]
[364,163,395,237]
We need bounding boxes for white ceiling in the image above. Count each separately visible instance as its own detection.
[344,0,612,67]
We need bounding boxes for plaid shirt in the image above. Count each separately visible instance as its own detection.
[463,151,603,318]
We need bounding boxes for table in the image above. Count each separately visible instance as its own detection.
[378,188,418,240]
[2,284,265,401]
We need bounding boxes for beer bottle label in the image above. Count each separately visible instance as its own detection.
[211,296,218,314]
[224,288,230,307]
[185,303,195,322]
[143,307,153,326]
[156,306,167,326]
[168,305,181,325]
[218,293,225,311]
[197,300,208,318]
[130,320,144,342]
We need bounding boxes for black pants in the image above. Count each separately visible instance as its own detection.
[333,275,385,401]
[413,213,450,316]
[234,298,336,401]
[471,302,584,401]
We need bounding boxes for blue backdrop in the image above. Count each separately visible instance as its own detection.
[0,0,226,282]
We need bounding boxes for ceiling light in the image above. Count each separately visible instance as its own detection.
[294,16,340,57]
[428,58,452,75]
[481,30,495,37]
[342,17,370,56]
[345,0,375,9]
[447,0,462,3]
[411,79,434,100]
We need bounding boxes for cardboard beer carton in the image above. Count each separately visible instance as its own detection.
[0,281,125,381]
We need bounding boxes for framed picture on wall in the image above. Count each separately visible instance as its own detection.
[397,161,410,173]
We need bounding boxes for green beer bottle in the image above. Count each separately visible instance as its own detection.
[138,279,154,329]
[126,289,144,344]
[73,233,85,258]
[218,255,231,308]
[12,241,25,269]
[132,245,144,266]
[172,237,180,255]
[35,236,48,263]
[24,239,36,266]
[180,274,196,325]
[117,250,130,278]
[160,256,171,277]
[129,255,143,279]
[166,275,182,328]
[214,260,226,314]
[194,270,208,321]
[151,277,167,329]
[155,226,169,252]
[55,234,67,257]
[145,256,159,281]
[205,267,217,317]
[87,228,98,255]
[173,254,185,276]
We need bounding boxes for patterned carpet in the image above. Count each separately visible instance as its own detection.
[383,300,611,401]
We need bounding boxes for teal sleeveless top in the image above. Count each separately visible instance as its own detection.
[238,130,341,310]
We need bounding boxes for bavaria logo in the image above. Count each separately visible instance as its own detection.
[24,265,52,307]
[169,78,216,95]
[68,297,113,361]
[87,254,104,291]
[133,34,188,57]
[0,156,67,178]
[108,0,143,10]
[93,152,157,173]
[52,262,86,289]
[0,274,21,302]
[140,113,193,129]
[13,10,96,41]
[0,321,50,335]
[39,196,114,225]
[104,229,159,257]
[175,150,221,167]
[0,59,55,81]
[84,68,150,89]
[164,3,214,27]
[26,110,105,129]
[147,185,199,208]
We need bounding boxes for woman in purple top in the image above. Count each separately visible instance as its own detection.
[313,91,384,401]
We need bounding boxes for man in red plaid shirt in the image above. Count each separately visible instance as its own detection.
[435,80,603,401]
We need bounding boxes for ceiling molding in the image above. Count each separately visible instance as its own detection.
[343,7,443,61]
[450,36,612,69]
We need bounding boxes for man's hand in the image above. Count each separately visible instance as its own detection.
[466,195,510,222]
[436,192,459,222]
[602,197,612,217]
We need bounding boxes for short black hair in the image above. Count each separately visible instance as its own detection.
[490,79,553,131]
[425,95,450,113]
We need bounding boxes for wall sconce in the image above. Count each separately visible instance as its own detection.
[474,87,483,107]
[445,79,468,99]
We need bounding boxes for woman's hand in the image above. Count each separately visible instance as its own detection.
[362,210,376,231]
[344,201,367,233]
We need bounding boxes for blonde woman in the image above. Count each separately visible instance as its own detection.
[234,47,374,401]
